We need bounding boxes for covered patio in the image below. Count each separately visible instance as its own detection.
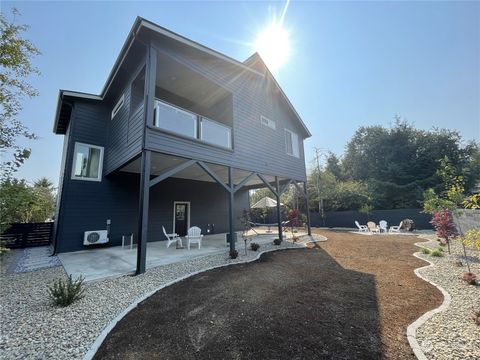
[59,231,302,281]
[118,150,311,276]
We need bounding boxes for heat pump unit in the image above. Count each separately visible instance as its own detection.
[84,230,109,246]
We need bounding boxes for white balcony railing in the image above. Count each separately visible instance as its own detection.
[154,99,231,149]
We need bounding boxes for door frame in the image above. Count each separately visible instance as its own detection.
[173,201,190,235]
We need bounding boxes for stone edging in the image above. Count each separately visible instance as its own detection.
[83,235,327,360]
[407,239,452,360]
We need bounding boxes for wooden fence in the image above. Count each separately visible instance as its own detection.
[0,222,54,249]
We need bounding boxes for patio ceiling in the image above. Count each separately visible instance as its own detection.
[119,152,285,188]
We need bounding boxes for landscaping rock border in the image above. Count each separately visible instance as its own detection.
[408,235,480,360]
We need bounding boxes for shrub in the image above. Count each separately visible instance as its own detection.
[421,247,431,255]
[229,249,238,259]
[250,242,260,251]
[462,272,477,285]
[430,248,444,257]
[48,275,85,307]
[461,229,480,251]
[273,238,282,245]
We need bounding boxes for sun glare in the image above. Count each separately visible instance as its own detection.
[255,22,290,72]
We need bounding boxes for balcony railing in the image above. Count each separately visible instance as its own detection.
[153,99,232,149]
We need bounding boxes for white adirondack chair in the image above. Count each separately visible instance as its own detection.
[355,221,368,232]
[163,226,182,248]
[389,221,403,233]
[379,220,388,233]
[367,221,380,234]
[185,226,203,250]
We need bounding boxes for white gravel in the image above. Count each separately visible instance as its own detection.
[414,235,480,360]
[0,236,325,360]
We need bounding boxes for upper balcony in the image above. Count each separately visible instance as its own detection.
[153,99,232,149]
[147,49,234,150]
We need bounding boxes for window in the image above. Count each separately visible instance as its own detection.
[111,94,124,119]
[284,129,300,158]
[71,142,104,181]
[260,115,276,130]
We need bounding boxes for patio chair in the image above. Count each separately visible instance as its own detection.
[185,226,203,250]
[389,221,403,233]
[367,221,380,234]
[379,220,388,233]
[162,226,182,248]
[355,221,368,232]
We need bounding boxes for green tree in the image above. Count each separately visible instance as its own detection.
[340,118,479,209]
[0,8,40,179]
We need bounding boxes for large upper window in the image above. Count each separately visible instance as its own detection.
[284,129,300,158]
[71,142,104,181]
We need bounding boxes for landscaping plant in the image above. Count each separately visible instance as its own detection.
[461,272,477,286]
[273,238,282,245]
[48,275,85,307]
[229,249,238,259]
[429,210,458,254]
[287,208,302,241]
[250,242,260,251]
[420,247,431,255]
[430,248,444,257]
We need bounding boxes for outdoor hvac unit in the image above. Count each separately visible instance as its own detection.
[84,230,109,246]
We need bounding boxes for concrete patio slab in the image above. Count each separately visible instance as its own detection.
[58,232,279,281]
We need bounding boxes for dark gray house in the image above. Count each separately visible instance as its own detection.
[53,17,311,274]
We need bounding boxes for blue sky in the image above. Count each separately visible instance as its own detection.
[4,0,480,186]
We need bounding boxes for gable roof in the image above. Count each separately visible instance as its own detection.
[54,17,311,138]
[243,53,311,138]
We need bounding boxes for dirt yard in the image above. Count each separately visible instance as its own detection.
[94,230,443,360]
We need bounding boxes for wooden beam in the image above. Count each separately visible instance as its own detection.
[233,171,257,193]
[292,181,307,198]
[149,159,197,188]
[228,167,235,252]
[256,173,278,197]
[304,181,312,236]
[275,177,283,241]
[197,161,231,193]
[279,179,294,195]
[136,150,151,275]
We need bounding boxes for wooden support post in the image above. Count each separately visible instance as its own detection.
[304,181,312,236]
[136,150,151,275]
[275,177,283,241]
[228,167,235,252]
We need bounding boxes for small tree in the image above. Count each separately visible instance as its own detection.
[430,210,458,254]
[287,208,302,241]
[359,203,374,221]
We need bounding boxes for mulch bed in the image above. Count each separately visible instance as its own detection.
[94,230,443,360]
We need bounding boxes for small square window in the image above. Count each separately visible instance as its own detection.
[260,115,276,130]
[111,94,124,119]
[285,129,300,158]
[71,142,104,181]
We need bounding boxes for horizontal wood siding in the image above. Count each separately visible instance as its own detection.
[106,82,144,174]
[148,42,307,181]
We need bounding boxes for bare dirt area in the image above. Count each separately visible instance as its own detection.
[94,230,443,360]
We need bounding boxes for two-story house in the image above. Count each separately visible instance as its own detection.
[52,17,311,274]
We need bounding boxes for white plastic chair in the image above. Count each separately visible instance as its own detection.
[379,220,388,233]
[367,221,380,234]
[163,226,182,248]
[389,221,403,233]
[355,221,368,232]
[185,226,203,250]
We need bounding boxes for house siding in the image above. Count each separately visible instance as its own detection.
[147,41,307,181]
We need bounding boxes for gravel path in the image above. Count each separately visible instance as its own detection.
[414,235,480,360]
[0,236,323,360]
